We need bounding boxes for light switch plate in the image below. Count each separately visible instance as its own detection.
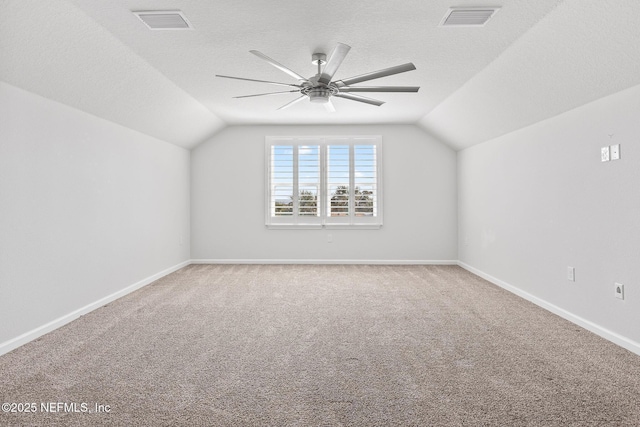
[610,144,620,160]
[601,146,610,162]
[615,283,624,300]
[567,266,575,282]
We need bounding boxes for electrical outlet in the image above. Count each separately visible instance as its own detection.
[601,146,610,162]
[615,283,624,300]
[610,144,620,160]
[567,267,575,282]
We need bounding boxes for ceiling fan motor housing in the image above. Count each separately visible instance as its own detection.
[302,82,339,104]
[308,87,331,103]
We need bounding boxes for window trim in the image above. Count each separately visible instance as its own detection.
[265,135,383,230]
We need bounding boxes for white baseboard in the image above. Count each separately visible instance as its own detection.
[0,260,191,357]
[190,259,459,265]
[457,261,640,357]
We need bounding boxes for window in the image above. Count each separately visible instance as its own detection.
[266,136,382,229]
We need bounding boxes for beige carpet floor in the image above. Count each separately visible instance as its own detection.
[1,264,639,426]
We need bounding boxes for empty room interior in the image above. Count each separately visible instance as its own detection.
[1,0,639,425]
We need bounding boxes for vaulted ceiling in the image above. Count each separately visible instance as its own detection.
[2,0,640,150]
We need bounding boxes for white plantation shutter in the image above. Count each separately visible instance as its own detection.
[323,137,381,227]
[270,145,293,217]
[267,139,322,227]
[298,145,320,218]
[266,136,382,229]
[354,144,377,217]
[327,144,350,220]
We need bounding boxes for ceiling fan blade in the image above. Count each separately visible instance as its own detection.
[318,42,351,85]
[233,90,301,99]
[324,99,336,113]
[335,63,416,86]
[277,95,307,110]
[339,86,420,93]
[250,50,309,82]
[216,75,302,88]
[334,93,385,107]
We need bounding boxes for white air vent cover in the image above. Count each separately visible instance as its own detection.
[440,7,500,27]
[133,11,193,30]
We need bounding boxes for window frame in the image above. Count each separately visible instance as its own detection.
[265,135,383,230]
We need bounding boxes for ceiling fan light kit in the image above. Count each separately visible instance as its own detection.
[216,42,420,111]
[307,87,335,104]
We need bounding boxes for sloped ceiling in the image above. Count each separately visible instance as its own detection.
[2,0,640,150]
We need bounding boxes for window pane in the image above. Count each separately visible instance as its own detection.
[298,145,319,216]
[327,145,350,217]
[271,146,293,216]
[354,145,376,217]
[298,186,318,216]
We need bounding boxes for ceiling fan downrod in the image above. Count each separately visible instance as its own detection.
[312,52,326,74]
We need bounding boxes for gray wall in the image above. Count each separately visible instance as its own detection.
[191,124,457,262]
[458,84,640,346]
[0,82,191,346]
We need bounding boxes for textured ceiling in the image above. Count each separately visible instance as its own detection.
[2,0,640,150]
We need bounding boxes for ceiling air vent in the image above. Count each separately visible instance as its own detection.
[440,7,500,27]
[133,11,193,30]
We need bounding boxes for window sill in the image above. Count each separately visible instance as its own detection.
[266,224,323,230]
[266,224,382,230]
[324,224,382,230]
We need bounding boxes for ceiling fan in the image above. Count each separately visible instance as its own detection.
[216,42,419,112]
